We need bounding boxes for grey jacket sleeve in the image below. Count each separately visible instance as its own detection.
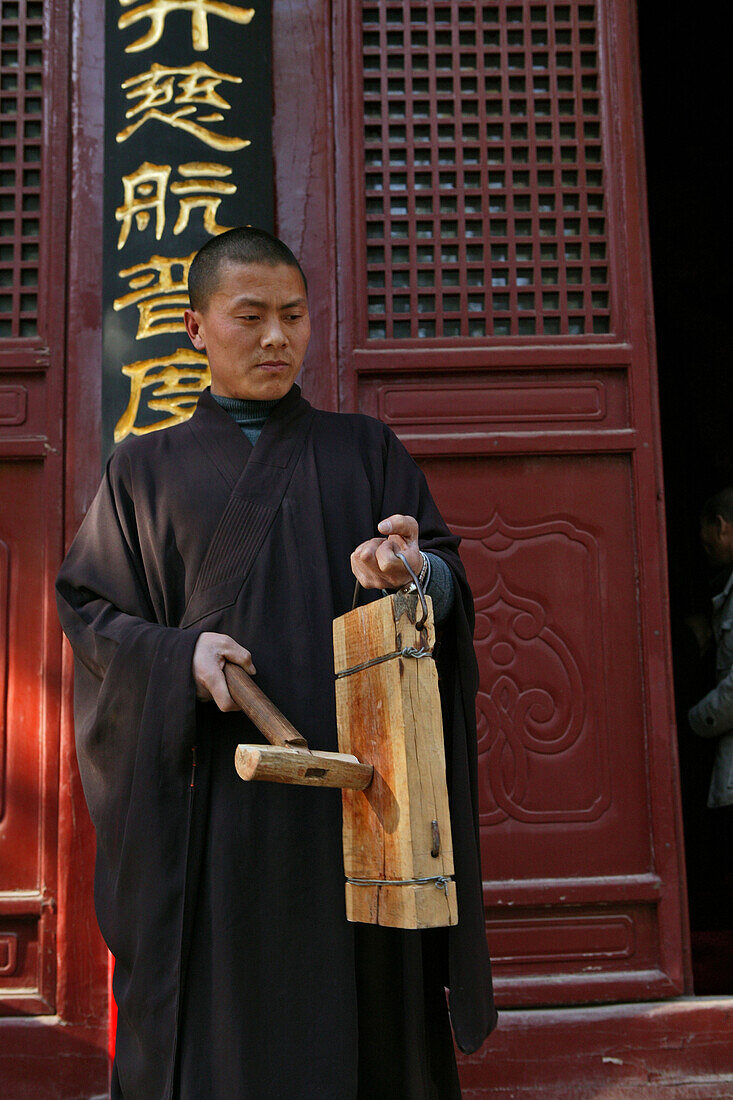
[689,667,733,738]
[424,551,455,624]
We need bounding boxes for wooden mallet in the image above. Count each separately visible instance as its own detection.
[227,664,374,791]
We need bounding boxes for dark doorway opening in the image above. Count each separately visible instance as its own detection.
[637,2,733,994]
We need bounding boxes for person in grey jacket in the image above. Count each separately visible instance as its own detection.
[689,488,733,808]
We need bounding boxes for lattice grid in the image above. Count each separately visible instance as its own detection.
[362,1,610,340]
[0,0,42,339]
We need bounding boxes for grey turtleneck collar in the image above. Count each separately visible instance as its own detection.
[212,392,281,445]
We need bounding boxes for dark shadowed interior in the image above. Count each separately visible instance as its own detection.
[638,0,733,993]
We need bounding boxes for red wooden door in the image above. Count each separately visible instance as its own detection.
[0,0,65,1014]
[330,0,687,1008]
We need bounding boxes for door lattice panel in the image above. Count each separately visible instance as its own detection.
[361,1,611,340]
[0,0,42,339]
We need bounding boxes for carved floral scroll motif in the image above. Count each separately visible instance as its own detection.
[460,512,612,826]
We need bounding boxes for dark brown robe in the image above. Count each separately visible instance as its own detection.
[56,385,496,1099]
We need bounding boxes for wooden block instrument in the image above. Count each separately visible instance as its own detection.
[232,557,457,930]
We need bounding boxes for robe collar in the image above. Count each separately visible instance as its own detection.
[180,383,317,627]
[188,384,312,489]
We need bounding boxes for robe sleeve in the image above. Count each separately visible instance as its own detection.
[56,451,202,1092]
[378,427,498,1052]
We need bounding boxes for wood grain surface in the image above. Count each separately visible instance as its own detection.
[224,662,308,748]
[333,591,457,929]
[235,745,373,789]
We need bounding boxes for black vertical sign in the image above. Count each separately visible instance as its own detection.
[102,0,273,458]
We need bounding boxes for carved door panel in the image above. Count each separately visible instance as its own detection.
[0,0,67,1013]
[334,0,687,1006]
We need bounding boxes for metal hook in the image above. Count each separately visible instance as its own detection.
[395,551,429,632]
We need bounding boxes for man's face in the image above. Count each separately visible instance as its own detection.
[184,261,310,401]
[700,517,733,567]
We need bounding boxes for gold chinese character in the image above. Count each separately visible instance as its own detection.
[170,162,236,235]
[115,162,235,250]
[114,253,195,339]
[115,162,171,250]
[114,349,211,442]
[118,0,255,54]
[117,63,248,151]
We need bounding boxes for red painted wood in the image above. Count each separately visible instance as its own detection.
[0,0,44,341]
[108,952,116,1064]
[457,999,733,1098]
[0,0,67,1018]
[55,0,109,1068]
[0,1019,108,1099]
[0,0,108,1090]
[334,0,690,1014]
[273,0,339,412]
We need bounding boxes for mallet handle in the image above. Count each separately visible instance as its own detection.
[224,662,309,749]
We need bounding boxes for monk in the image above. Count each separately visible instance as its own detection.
[56,227,496,1099]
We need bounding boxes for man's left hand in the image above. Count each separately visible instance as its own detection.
[351,514,423,590]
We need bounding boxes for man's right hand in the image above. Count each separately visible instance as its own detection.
[192,632,256,711]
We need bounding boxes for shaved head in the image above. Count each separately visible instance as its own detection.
[188,227,307,312]
[701,488,733,526]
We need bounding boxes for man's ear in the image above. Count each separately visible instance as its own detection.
[184,308,206,350]
[719,515,733,540]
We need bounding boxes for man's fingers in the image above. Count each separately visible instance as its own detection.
[375,535,408,575]
[351,517,421,589]
[192,632,256,710]
[218,638,256,675]
[351,538,386,589]
[351,536,383,562]
[351,538,382,574]
[351,534,423,590]
[353,534,407,569]
[207,670,242,713]
[377,514,419,542]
